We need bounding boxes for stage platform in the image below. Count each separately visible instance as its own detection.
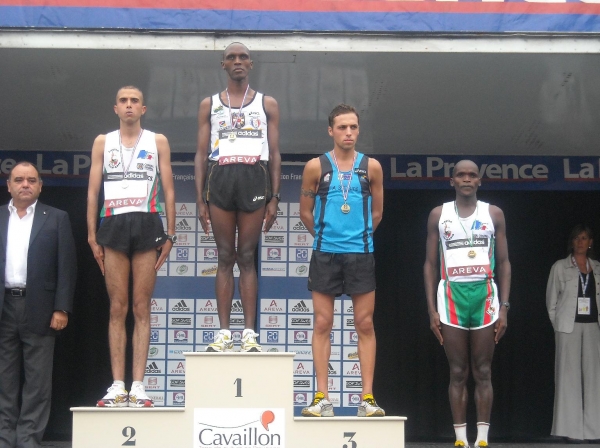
[42,442,600,447]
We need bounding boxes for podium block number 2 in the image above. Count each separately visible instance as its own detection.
[122,426,136,446]
[343,432,357,448]
[234,378,242,397]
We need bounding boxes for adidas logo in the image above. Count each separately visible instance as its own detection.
[231,301,243,312]
[292,301,310,313]
[293,221,307,231]
[328,363,337,374]
[176,219,192,231]
[145,362,161,374]
[172,300,190,312]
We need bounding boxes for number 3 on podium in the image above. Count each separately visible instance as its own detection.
[343,431,357,448]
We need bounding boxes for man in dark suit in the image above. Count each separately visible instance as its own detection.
[0,161,77,448]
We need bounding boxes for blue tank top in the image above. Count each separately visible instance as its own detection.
[313,152,373,253]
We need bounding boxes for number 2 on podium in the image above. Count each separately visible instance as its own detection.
[234,378,242,397]
[122,426,136,446]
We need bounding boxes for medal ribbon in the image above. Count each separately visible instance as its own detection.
[571,256,591,297]
[331,150,356,207]
[454,201,478,249]
[226,84,250,130]
[119,129,144,178]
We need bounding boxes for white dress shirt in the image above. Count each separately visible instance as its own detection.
[5,199,37,288]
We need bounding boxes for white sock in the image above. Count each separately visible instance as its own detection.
[113,380,125,389]
[475,422,490,446]
[454,423,468,445]
[131,381,143,389]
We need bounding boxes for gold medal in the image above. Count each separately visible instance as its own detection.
[341,203,351,214]
[468,250,476,259]
[228,132,237,142]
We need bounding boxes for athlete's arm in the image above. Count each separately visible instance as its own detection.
[87,135,106,276]
[368,157,384,232]
[424,206,443,345]
[490,205,511,343]
[263,95,281,233]
[194,96,212,235]
[156,133,175,271]
[299,158,321,238]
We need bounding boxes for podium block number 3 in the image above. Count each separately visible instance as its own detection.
[122,426,136,446]
[234,378,242,397]
[343,432,357,448]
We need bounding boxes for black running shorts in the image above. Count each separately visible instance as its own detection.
[307,251,376,296]
[203,160,272,213]
[97,212,166,255]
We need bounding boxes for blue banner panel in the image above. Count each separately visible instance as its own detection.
[2,0,600,32]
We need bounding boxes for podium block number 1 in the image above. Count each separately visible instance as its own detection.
[343,432,357,448]
[234,378,242,397]
[122,426,136,446]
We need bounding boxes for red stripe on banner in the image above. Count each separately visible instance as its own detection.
[3,0,600,15]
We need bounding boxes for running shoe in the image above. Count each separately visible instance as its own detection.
[474,442,488,447]
[97,383,128,407]
[301,391,334,417]
[206,329,234,352]
[455,441,471,448]
[240,329,262,352]
[128,383,154,408]
[357,393,385,417]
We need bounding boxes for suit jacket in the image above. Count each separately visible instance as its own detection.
[546,255,600,333]
[0,201,77,336]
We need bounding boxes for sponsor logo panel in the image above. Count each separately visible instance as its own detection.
[156,263,168,277]
[260,314,285,328]
[287,315,312,328]
[260,298,286,313]
[174,232,195,247]
[230,300,243,314]
[150,298,167,313]
[269,218,288,232]
[169,263,195,277]
[197,234,217,247]
[169,247,196,262]
[168,378,186,389]
[169,329,193,344]
[327,361,341,376]
[143,375,165,391]
[289,299,312,313]
[261,247,287,262]
[145,360,165,375]
[169,299,193,313]
[175,217,196,232]
[293,392,308,406]
[345,379,363,390]
[288,247,311,262]
[150,314,167,328]
[293,361,313,376]
[167,345,191,360]
[288,232,313,247]
[288,203,300,217]
[168,392,186,407]
[344,361,362,376]
[288,263,309,277]
[288,217,308,232]
[289,330,312,345]
[343,330,358,346]
[196,315,220,328]
[343,346,360,360]
[293,377,313,389]
[150,329,165,344]
[287,346,312,360]
[169,314,193,327]
[175,202,196,217]
[194,408,285,448]
[197,247,218,262]
[196,299,218,313]
[329,330,342,346]
[275,202,288,217]
[262,233,287,247]
[344,316,355,329]
[344,392,363,407]
[147,392,165,407]
[327,376,341,393]
[260,263,287,277]
[197,263,218,277]
[261,329,285,344]
[262,345,283,353]
[167,360,186,375]
[147,345,165,359]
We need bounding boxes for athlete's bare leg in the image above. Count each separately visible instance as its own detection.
[442,324,470,424]
[209,204,237,329]
[470,325,496,422]
[235,207,264,328]
[103,247,131,382]
[131,248,158,382]
[312,291,335,396]
[352,291,376,397]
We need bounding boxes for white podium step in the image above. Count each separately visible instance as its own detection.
[72,352,406,448]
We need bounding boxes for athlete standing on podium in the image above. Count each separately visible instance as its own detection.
[195,42,281,353]
[88,86,176,407]
[299,104,385,417]
[424,160,511,447]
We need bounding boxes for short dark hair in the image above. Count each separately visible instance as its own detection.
[452,160,478,177]
[567,224,595,258]
[222,42,251,60]
[116,85,144,105]
[328,104,359,127]
[8,161,42,182]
